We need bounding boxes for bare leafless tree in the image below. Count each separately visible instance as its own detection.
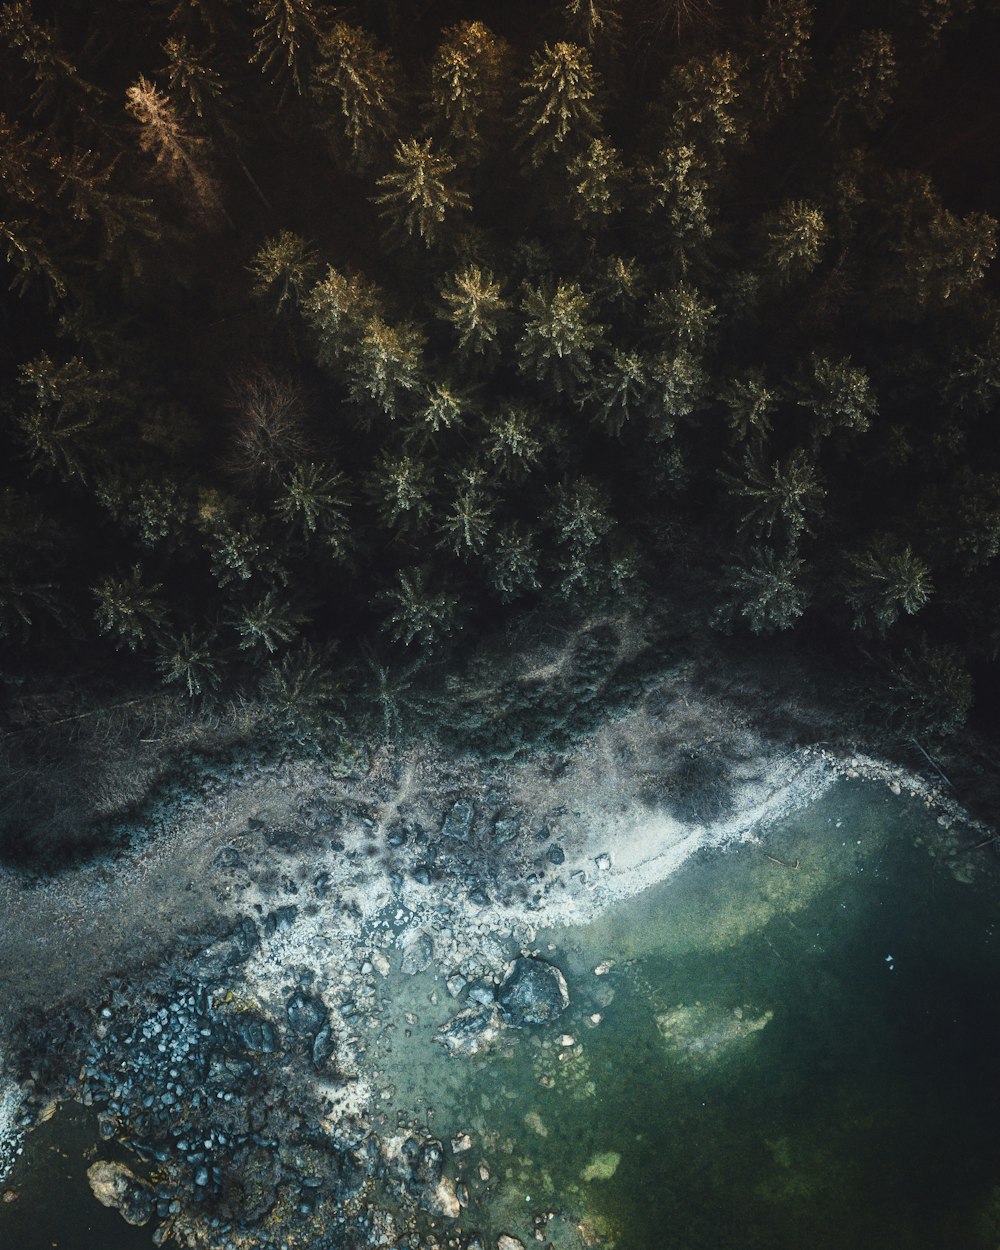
[225,366,313,489]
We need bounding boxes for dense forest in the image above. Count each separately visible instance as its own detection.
[3,0,1000,855]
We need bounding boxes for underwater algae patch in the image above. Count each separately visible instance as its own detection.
[655,1002,774,1065]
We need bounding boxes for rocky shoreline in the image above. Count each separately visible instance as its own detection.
[0,677,993,1249]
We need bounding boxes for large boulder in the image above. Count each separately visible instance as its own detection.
[496,957,569,1026]
[437,1004,506,1057]
[87,1161,154,1226]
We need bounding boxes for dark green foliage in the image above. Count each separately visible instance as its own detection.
[2,0,1000,751]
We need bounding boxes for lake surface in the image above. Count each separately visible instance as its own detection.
[4,777,1000,1249]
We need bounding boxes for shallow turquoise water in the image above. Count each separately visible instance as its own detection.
[4,777,1000,1249]
[441,778,1000,1249]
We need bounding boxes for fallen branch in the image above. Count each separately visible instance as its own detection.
[910,738,954,789]
[764,853,800,869]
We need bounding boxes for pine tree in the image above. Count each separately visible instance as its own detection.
[437,466,492,557]
[722,447,825,542]
[411,380,469,443]
[155,630,222,698]
[517,279,605,393]
[93,565,168,651]
[16,353,108,483]
[828,30,898,132]
[664,51,747,151]
[0,489,65,642]
[716,544,807,634]
[0,1,100,122]
[748,0,814,121]
[260,640,346,742]
[250,0,319,102]
[426,20,510,159]
[162,35,231,130]
[718,369,777,441]
[793,354,876,438]
[125,75,222,220]
[274,461,351,557]
[546,477,615,600]
[52,148,162,280]
[642,143,712,271]
[228,589,304,654]
[250,230,320,313]
[0,111,46,204]
[880,171,997,311]
[647,281,716,351]
[377,567,460,649]
[844,537,933,634]
[563,0,622,50]
[760,200,827,285]
[369,451,433,531]
[0,217,66,301]
[374,138,470,248]
[584,350,648,436]
[646,348,708,431]
[347,316,424,419]
[311,21,400,169]
[565,136,625,227]
[888,637,973,736]
[483,405,544,479]
[516,42,602,169]
[488,521,540,602]
[439,264,510,357]
[302,264,381,366]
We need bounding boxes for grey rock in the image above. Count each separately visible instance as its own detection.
[235,1014,278,1054]
[312,1023,335,1072]
[87,1161,154,1226]
[442,800,475,841]
[417,1139,444,1185]
[400,929,434,976]
[213,846,245,871]
[466,981,496,1007]
[545,844,565,866]
[497,957,569,1026]
[275,904,298,930]
[437,1004,506,1057]
[493,815,520,845]
[286,991,328,1035]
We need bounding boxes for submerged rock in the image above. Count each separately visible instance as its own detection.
[87,1161,154,1226]
[430,1176,461,1218]
[400,929,434,975]
[656,1003,773,1064]
[437,1004,506,1057]
[496,957,569,1026]
[582,1150,621,1182]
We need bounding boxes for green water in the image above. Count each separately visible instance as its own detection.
[431,778,1000,1249]
[4,777,1000,1250]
